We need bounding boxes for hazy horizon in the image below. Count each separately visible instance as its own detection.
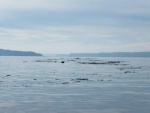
[1,48,150,55]
[0,0,150,54]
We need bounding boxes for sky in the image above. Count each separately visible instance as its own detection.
[0,0,150,54]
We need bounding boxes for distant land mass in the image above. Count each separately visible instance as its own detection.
[69,52,150,57]
[0,49,42,56]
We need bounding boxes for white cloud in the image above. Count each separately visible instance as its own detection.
[0,0,88,11]
[0,0,148,13]
[0,25,150,54]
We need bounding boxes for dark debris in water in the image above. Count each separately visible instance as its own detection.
[118,66,143,70]
[61,61,65,63]
[76,78,89,81]
[3,75,11,78]
[124,71,136,73]
[61,82,69,84]
[6,75,11,77]
[71,78,89,81]
[0,58,148,88]
[78,61,121,65]
[34,60,57,63]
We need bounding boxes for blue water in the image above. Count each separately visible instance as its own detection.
[0,57,150,113]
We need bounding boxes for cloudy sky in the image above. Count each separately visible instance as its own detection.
[0,0,150,54]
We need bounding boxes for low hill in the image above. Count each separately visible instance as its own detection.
[69,52,150,57]
[0,49,42,56]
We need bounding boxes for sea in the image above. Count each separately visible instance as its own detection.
[0,56,150,113]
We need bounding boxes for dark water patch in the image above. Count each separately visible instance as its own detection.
[55,79,60,80]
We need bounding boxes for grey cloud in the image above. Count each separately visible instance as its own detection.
[0,0,150,53]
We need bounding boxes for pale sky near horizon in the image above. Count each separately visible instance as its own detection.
[0,0,150,54]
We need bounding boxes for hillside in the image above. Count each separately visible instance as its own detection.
[69,52,150,57]
[0,49,42,56]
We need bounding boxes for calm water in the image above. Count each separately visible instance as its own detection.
[0,57,150,113]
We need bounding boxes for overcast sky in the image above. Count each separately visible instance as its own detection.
[0,0,150,54]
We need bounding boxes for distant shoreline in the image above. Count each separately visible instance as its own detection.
[0,49,42,56]
[69,52,150,57]
[44,52,150,57]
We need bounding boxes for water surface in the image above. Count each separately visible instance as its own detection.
[0,57,150,113]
